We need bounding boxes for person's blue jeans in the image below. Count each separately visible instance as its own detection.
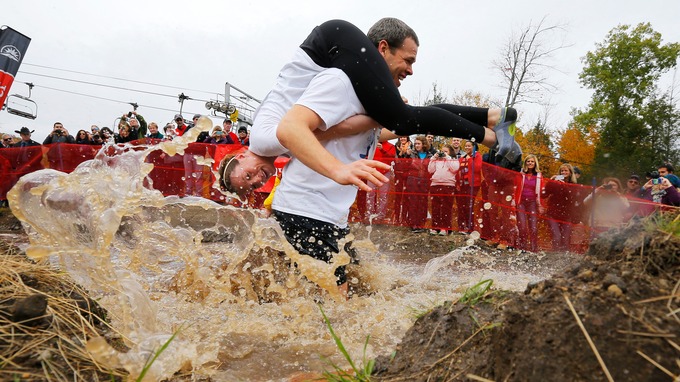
[549,220,572,251]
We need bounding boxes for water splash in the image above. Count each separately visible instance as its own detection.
[6,119,561,380]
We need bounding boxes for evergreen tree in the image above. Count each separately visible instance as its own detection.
[576,23,680,179]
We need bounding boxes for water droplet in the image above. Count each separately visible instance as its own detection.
[469,231,481,240]
[483,202,492,210]
[361,47,366,53]
[506,195,513,202]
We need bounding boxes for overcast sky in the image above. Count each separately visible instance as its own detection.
[2,0,679,141]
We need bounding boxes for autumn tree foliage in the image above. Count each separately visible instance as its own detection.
[555,122,599,178]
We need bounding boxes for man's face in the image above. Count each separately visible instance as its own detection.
[149,124,158,134]
[228,151,275,198]
[223,122,232,131]
[426,134,434,144]
[175,118,184,126]
[129,118,139,128]
[2,135,12,145]
[54,124,63,130]
[451,138,461,148]
[627,178,639,190]
[658,167,669,176]
[380,37,418,87]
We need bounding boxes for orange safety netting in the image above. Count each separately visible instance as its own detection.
[0,145,673,253]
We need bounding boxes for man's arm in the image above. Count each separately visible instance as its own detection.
[313,115,380,141]
[276,105,390,191]
[379,128,401,142]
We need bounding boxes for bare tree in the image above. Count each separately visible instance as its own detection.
[493,17,571,108]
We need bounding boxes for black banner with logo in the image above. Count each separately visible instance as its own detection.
[0,26,31,107]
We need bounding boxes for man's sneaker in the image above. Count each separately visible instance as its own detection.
[493,107,517,160]
[504,141,523,164]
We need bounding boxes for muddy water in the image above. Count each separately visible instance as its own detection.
[5,128,576,381]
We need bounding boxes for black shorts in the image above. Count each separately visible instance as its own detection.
[273,210,356,285]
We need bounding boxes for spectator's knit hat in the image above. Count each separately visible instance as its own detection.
[629,174,640,182]
[193,114,201,120]
[174,114,183,121]
[573,166,582,175]
[238,126,248,134]
[664,174,680,188]
[15,127,34,135]
[223,118,233,124]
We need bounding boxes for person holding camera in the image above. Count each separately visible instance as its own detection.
[543,163,581,251]
[43,122,75,144]
[203,126,232,144]
[640,173,680,207]
[428,144,459,235]
[583,177,630,231]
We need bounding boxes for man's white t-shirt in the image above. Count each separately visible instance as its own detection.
[249,48,379,228]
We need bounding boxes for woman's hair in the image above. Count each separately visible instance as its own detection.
[77,130,88,136]
[559,163,577,183]
[414,135,430,152]
[217,154,239,193]
[602,177,623,193]
[522,154,541,174]
[442,144,454,155]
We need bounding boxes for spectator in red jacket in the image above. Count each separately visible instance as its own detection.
[543,163,580,251]
[456,140,482,232]
[356,140,395,223]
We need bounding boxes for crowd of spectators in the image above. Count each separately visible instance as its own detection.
[357,134,680,252]
[0,110,250,148]
[2,116,677,252]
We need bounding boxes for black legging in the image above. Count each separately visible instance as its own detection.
[301,19,488,142]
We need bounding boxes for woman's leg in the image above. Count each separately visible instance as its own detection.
[301,20,511,143]
[526,199,538,251]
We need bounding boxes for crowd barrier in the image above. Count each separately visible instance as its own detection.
[1,143,672,253]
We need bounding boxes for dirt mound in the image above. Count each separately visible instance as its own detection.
[0,241,127,381]
[373,214,680,381]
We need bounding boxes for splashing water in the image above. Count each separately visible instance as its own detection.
[6,118,559,381]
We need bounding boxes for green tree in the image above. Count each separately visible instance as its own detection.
[576,23,680,179]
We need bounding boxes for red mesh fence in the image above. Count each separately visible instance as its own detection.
[1,145,674,253]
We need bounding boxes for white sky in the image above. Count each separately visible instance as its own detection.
[2,0,679,141]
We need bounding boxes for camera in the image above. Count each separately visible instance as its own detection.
[603,184,613,190]
[435,150,446,158]
[555,175,565,181]
[652,178,663,185]
[127,112,133,118]
[646,170,660,179]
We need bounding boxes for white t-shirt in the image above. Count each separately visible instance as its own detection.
[250,48,379,228]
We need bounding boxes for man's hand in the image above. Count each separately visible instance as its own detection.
[329,159,390,192]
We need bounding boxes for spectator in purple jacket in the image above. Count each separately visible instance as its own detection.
[640,176,680,207]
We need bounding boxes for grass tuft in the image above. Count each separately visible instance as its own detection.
[319,306,374,382]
